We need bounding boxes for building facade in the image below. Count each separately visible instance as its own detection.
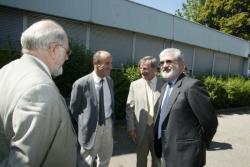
[0,0,249,76]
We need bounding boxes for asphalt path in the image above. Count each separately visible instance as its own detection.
[110,109,250,167]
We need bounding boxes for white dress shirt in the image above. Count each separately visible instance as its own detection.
[93,71,112,119]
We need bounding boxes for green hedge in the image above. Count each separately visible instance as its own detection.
[54,43,93,97]
[110,65,141,119]
[0,49,21,67]
[1,46,250,119]
[201,76,250,109]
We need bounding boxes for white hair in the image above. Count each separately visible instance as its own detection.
[21,19,66,52]
[159,48,185,62]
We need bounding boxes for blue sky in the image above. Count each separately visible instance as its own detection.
[129,0,187,14]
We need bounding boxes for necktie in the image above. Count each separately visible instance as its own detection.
[99,79,105,126]
[146,80,154,125]
[157,82,172,139]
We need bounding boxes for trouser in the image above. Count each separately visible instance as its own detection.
[136,124,161,167]
[79,118,113,167]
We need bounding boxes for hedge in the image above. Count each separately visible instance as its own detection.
[1,45,250,119]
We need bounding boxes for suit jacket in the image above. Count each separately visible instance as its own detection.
[70,73,115,150]
[154,74,218,167]
[126,77,164,144]
[0,54,77,167]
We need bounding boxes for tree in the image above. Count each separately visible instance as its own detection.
[176,0,250,41]
[176,0,205,22]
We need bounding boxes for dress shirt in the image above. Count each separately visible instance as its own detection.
[93,71,112,119]
[158,78,177,139]
[145,76,157,125]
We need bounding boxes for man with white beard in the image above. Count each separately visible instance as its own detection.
[154,48,218,167]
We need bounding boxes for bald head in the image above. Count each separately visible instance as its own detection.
[21,19,67,53]
[93,50,112,64]
[93,50,112,78]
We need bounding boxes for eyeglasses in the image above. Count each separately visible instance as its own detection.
[159,59,177,66]
[57,44,72,56]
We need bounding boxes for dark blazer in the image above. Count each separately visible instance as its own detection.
[70,73,115,150]
[154,74,218,167]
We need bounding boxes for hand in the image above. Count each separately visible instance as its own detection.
[128,130,136,142]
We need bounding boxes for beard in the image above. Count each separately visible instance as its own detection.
[161,68,179,81]
[51,66,63,77]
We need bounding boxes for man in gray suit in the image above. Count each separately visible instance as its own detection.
[70,50,114,167]
[0,20,77,166]
[126,56,164,167]
[154,48,218,167]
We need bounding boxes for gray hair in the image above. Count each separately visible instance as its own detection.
[138,56,157,68]
[93,50,111,63]
[159,48,185,62]
[21,19,66,52]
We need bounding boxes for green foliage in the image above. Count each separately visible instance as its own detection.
[111,69,130,119]
[0,49,21,68]
[202,76,228,108]
[177,0,250,40]
[111,65,141,120]
[54,42,93,97]
[2,48,250,118]
[176,0,205,22]
[224,77,249,107]
[202,75,250,109]
[123,65,141,82]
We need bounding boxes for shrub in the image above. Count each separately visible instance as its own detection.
[54,42,93,97]
[225,77,245,107]
[0,49,21,68]
[111,65,141,119]
[202,75,250,109]
[202,76,228,109]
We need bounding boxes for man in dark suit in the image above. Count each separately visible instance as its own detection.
[154,48,218,167]
[126,56,164,167]
[70,50,114,167]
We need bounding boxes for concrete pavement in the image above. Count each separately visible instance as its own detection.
[110,109,250,167]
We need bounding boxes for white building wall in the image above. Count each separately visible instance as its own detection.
[0,0,248,58]
[0,0,249,75]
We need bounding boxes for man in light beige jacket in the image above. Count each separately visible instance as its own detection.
[0,19,77,167]
[126,56,164,167]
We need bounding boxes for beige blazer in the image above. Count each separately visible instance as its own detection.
[0,54,77,167]
[126,77,164,144]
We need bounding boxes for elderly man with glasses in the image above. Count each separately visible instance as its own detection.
[154,48,218,167]
[0,19,77,166]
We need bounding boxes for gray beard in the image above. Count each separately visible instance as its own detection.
[161,70,179,81]
[51,66,63,77]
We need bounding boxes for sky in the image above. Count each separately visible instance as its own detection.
[129,0,187,15]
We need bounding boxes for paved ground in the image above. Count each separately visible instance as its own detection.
[110,109,250,167]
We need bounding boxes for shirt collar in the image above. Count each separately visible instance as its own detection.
[144,76,157,86]
[169,77,178,86]
[27,54,51,76]
[93,71,105,84]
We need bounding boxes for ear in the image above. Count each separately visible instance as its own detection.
[48,43,57,60]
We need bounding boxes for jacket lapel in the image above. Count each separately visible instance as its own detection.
[154,77,162,106]
[106,76,115,111]
[89,74,98,106]
[154,83,167,124]
[162,74,185,120]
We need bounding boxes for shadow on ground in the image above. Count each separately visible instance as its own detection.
[112,120,235,156]
[217,107,250,117]
[208,141,233,151]
[113,120,136,156]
